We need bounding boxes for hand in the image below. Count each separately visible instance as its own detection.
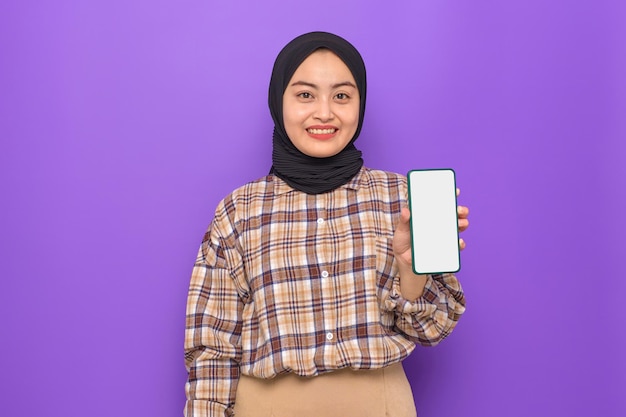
[394,206,428,301]
[392,206,414,269]
[393,187,470,300]
[394,188,470,263]
[457,188,470,250]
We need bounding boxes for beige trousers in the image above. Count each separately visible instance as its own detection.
[233,362,417,417]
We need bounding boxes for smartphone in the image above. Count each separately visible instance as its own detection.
[407,169,461,274]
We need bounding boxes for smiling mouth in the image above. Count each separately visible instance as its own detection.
[307,128,337,135]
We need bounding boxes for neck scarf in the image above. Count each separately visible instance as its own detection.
[269,32,366,194]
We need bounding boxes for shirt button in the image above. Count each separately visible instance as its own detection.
[321,270,329,278]
[326,332,334,341]
[317,218,324,224]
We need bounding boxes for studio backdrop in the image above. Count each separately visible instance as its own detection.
[1,1,624,416]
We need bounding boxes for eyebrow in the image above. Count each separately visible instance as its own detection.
[290,80,357,89]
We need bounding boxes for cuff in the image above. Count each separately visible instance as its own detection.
[383,275,438,318]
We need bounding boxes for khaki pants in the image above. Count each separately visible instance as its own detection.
[234,362,417,417]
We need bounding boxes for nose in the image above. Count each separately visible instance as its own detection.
[313,98,334,122]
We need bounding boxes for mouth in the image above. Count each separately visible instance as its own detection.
[306,127,338,140]
[307,128,337,134]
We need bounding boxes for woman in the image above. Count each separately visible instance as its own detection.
[184,31,469,417]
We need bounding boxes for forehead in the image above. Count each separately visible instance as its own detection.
[289,49,356,84]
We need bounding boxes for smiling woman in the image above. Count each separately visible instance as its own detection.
[183,31,469,417]
[267,33,369,195]
[282,49,360,158]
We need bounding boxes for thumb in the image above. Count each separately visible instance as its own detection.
[396,207,411,231]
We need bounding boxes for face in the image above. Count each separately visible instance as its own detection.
[282,49,360,158]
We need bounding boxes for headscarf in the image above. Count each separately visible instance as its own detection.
[269,32,366,194]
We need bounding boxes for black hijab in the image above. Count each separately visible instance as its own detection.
[269,32,366,194]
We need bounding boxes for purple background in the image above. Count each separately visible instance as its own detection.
[1,1,625,416]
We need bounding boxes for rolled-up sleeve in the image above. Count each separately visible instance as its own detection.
[383,273,465,346]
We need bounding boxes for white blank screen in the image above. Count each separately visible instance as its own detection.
[407,169,460,274]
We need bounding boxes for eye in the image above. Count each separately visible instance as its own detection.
[335,92,350,101]
[297,92,312,99]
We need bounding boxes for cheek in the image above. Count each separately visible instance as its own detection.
[283,111,304,139]
[344,106,360,132]
[283,101,307,126]
[283,110,308,144]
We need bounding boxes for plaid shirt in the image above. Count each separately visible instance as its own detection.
[184,167,465,417]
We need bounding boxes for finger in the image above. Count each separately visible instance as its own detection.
[456,187,460,197]
[402,206,410,222]
[458,218,469,231]
[457,205,469,218]
[459,238,466,250]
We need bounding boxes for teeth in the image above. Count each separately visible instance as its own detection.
[308,128,336,134]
